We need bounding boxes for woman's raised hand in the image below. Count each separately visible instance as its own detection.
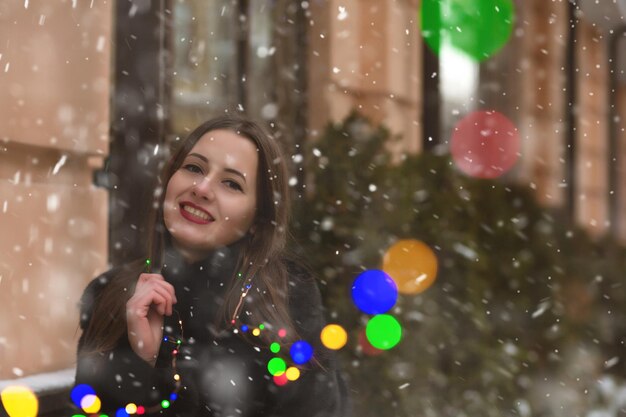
[126,273,177,366]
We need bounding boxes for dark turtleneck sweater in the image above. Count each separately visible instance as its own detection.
[71,245,351,416]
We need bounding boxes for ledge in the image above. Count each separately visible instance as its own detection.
[0,368,74,417]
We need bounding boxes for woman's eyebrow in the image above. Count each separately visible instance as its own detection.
[187,152,247,183]
[188,152,208,163]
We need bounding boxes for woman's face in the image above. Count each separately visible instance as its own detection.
[163,129,258,262]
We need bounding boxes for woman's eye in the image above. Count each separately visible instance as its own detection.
[224,180,243,192]
[183,164,202,174]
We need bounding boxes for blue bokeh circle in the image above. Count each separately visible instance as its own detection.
[351,269,398,314]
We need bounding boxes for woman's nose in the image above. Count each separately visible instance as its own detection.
[191,176,215,200]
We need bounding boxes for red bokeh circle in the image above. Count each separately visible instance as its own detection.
[450,110,520,179]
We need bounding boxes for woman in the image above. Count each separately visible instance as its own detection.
[72,115,350,416]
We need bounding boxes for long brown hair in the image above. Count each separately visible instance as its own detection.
[81,115,298,354]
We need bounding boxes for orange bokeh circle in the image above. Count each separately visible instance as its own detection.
[382,239,438,294]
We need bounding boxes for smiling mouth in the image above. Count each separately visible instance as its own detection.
[180,203,214,224]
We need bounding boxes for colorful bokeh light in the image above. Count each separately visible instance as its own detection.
[0,386,38,417]
[115,408,130,417]
[320,324,348,350]
[358,330,384,356]
[382,239,438,294]
[81,394,101,413]
[289,340,314,365]
[125,403,137,414]
[285,367,301,381]
[365,314,402,350]
[273,373,289,386]
[71,384,96,409]
[267,357,287,376]
[351,270,398,314]
[450,110,520,179]
[420,0,515,62]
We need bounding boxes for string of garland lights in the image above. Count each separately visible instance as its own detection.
[231,323,313,386]
[71,259,183,416]
[70,317,183,417]
[69,259,318,416]
[227,267,312,385]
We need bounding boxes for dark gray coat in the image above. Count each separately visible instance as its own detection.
[72,245,350,416]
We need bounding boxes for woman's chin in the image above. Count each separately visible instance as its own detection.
[170,233,216,254]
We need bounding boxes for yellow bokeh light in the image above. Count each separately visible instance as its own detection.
[0,386,38,417]
[125,403,138,414]
[285,367,300,381]
[382,239,438,294]
[320,324,348,350]
[81,394,101,413]
[252,328,261,336]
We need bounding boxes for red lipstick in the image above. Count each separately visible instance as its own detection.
[179,202,214,225]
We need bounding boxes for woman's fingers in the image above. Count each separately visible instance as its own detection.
[131,273,177,316]
[138,273,177,302]
[126,273,178,365]
[150,285,174,316]
[128,292,165,319]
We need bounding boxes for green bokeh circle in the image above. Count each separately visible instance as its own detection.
[267,357,287,376]
[365,314,402,350]
[420,0,515,62]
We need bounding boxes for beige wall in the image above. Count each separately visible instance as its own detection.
[307,0,421,160]
[0,0,111,379]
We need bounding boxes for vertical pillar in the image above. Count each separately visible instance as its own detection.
[108,0,170,266]
[518,0,568,207]
[575,19,610,237]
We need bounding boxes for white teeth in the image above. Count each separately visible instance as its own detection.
[182,205,211,221]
